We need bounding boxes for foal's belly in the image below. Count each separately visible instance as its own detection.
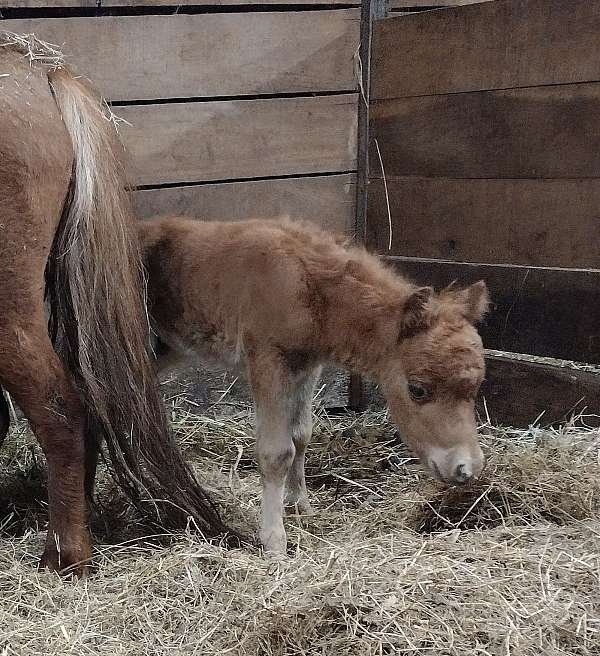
[157,327,245,376]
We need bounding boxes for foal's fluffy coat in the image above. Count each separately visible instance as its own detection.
[140,217,489,552]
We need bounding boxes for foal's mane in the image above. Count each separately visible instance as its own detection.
[279,219,415,295]
[282,220,425,325]
[278,219,487,331]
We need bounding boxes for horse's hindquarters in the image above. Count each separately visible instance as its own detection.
[0,49,91,574]
[0,48,73,280]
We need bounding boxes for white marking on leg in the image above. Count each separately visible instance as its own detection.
[258,435,295,553]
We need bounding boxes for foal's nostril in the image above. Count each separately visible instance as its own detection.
[454,463,473,484]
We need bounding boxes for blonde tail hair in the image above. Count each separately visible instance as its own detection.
[46,69,236,540]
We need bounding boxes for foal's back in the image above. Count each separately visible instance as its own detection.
[139,217,344,356]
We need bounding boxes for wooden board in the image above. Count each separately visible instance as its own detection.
[369,83,600,179]
[480,356,600,427]
[372,0,600,100]
[118,94,358,186]
[353,0,373,246]
[388,257,600,364]
[1,11,359,101]
[135,174,356,235]
[0,1,94,5]
[102,0,356,5]
[360,356,600,428]
[388,0,493,6]
[367,178,600,268]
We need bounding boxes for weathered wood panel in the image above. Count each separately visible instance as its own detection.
[370,83,600,179]
[102,0,356,4]
[372,0,600,100]
[2,11,359,101]
[119,94,357,185]
[135,174,356,235]
[480,356,600,427]
[388,0,493,6]
[0,1,94,5]
[388,257,600,364]
[368,178,600,268]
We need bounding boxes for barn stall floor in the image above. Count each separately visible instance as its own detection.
[0,396,599,656]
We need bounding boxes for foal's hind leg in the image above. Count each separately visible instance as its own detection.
[285,366,321,515]
[247,349,296,554]
[0,386,10,449]
[0,324,91,574]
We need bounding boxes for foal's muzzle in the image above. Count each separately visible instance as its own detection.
[427,445,485,485]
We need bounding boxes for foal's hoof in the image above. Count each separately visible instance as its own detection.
[39,542,92,578]
[285,496,315,516]
[260,528,288,556]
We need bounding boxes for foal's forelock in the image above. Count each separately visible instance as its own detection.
[446,366,485,400]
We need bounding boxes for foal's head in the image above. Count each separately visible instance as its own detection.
[378,281,489,486]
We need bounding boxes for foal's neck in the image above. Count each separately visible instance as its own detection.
[315,251,412,376]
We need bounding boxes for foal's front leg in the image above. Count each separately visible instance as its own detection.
[248,351,295,554]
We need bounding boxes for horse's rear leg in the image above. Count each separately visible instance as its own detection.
[284,366,321,515]
[0,386,9,449]
[0,326,91,574]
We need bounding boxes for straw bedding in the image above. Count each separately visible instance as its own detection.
[0,391,598,655]
[1,29,596,656]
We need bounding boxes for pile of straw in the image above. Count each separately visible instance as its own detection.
[0,396,598,655]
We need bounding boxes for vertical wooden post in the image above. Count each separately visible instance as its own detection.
[354,0,387,244]
[350,0,386,411]
[348,372,365,412]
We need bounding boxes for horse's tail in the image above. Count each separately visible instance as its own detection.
[45,69,234,540]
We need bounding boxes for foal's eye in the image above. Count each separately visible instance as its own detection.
[408,383,431,403]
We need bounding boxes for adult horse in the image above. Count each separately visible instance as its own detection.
[0,34,228,575]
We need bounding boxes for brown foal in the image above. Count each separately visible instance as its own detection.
[139,217,489,554]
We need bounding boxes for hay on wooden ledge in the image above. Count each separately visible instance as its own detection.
[0,401,598,656]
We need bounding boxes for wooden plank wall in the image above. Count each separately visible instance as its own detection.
[387,0,493,15]
[368,0,600,367]
[1,3,360,233]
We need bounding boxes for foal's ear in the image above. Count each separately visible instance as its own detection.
[399,286,434,337]
[459,280,490,324]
